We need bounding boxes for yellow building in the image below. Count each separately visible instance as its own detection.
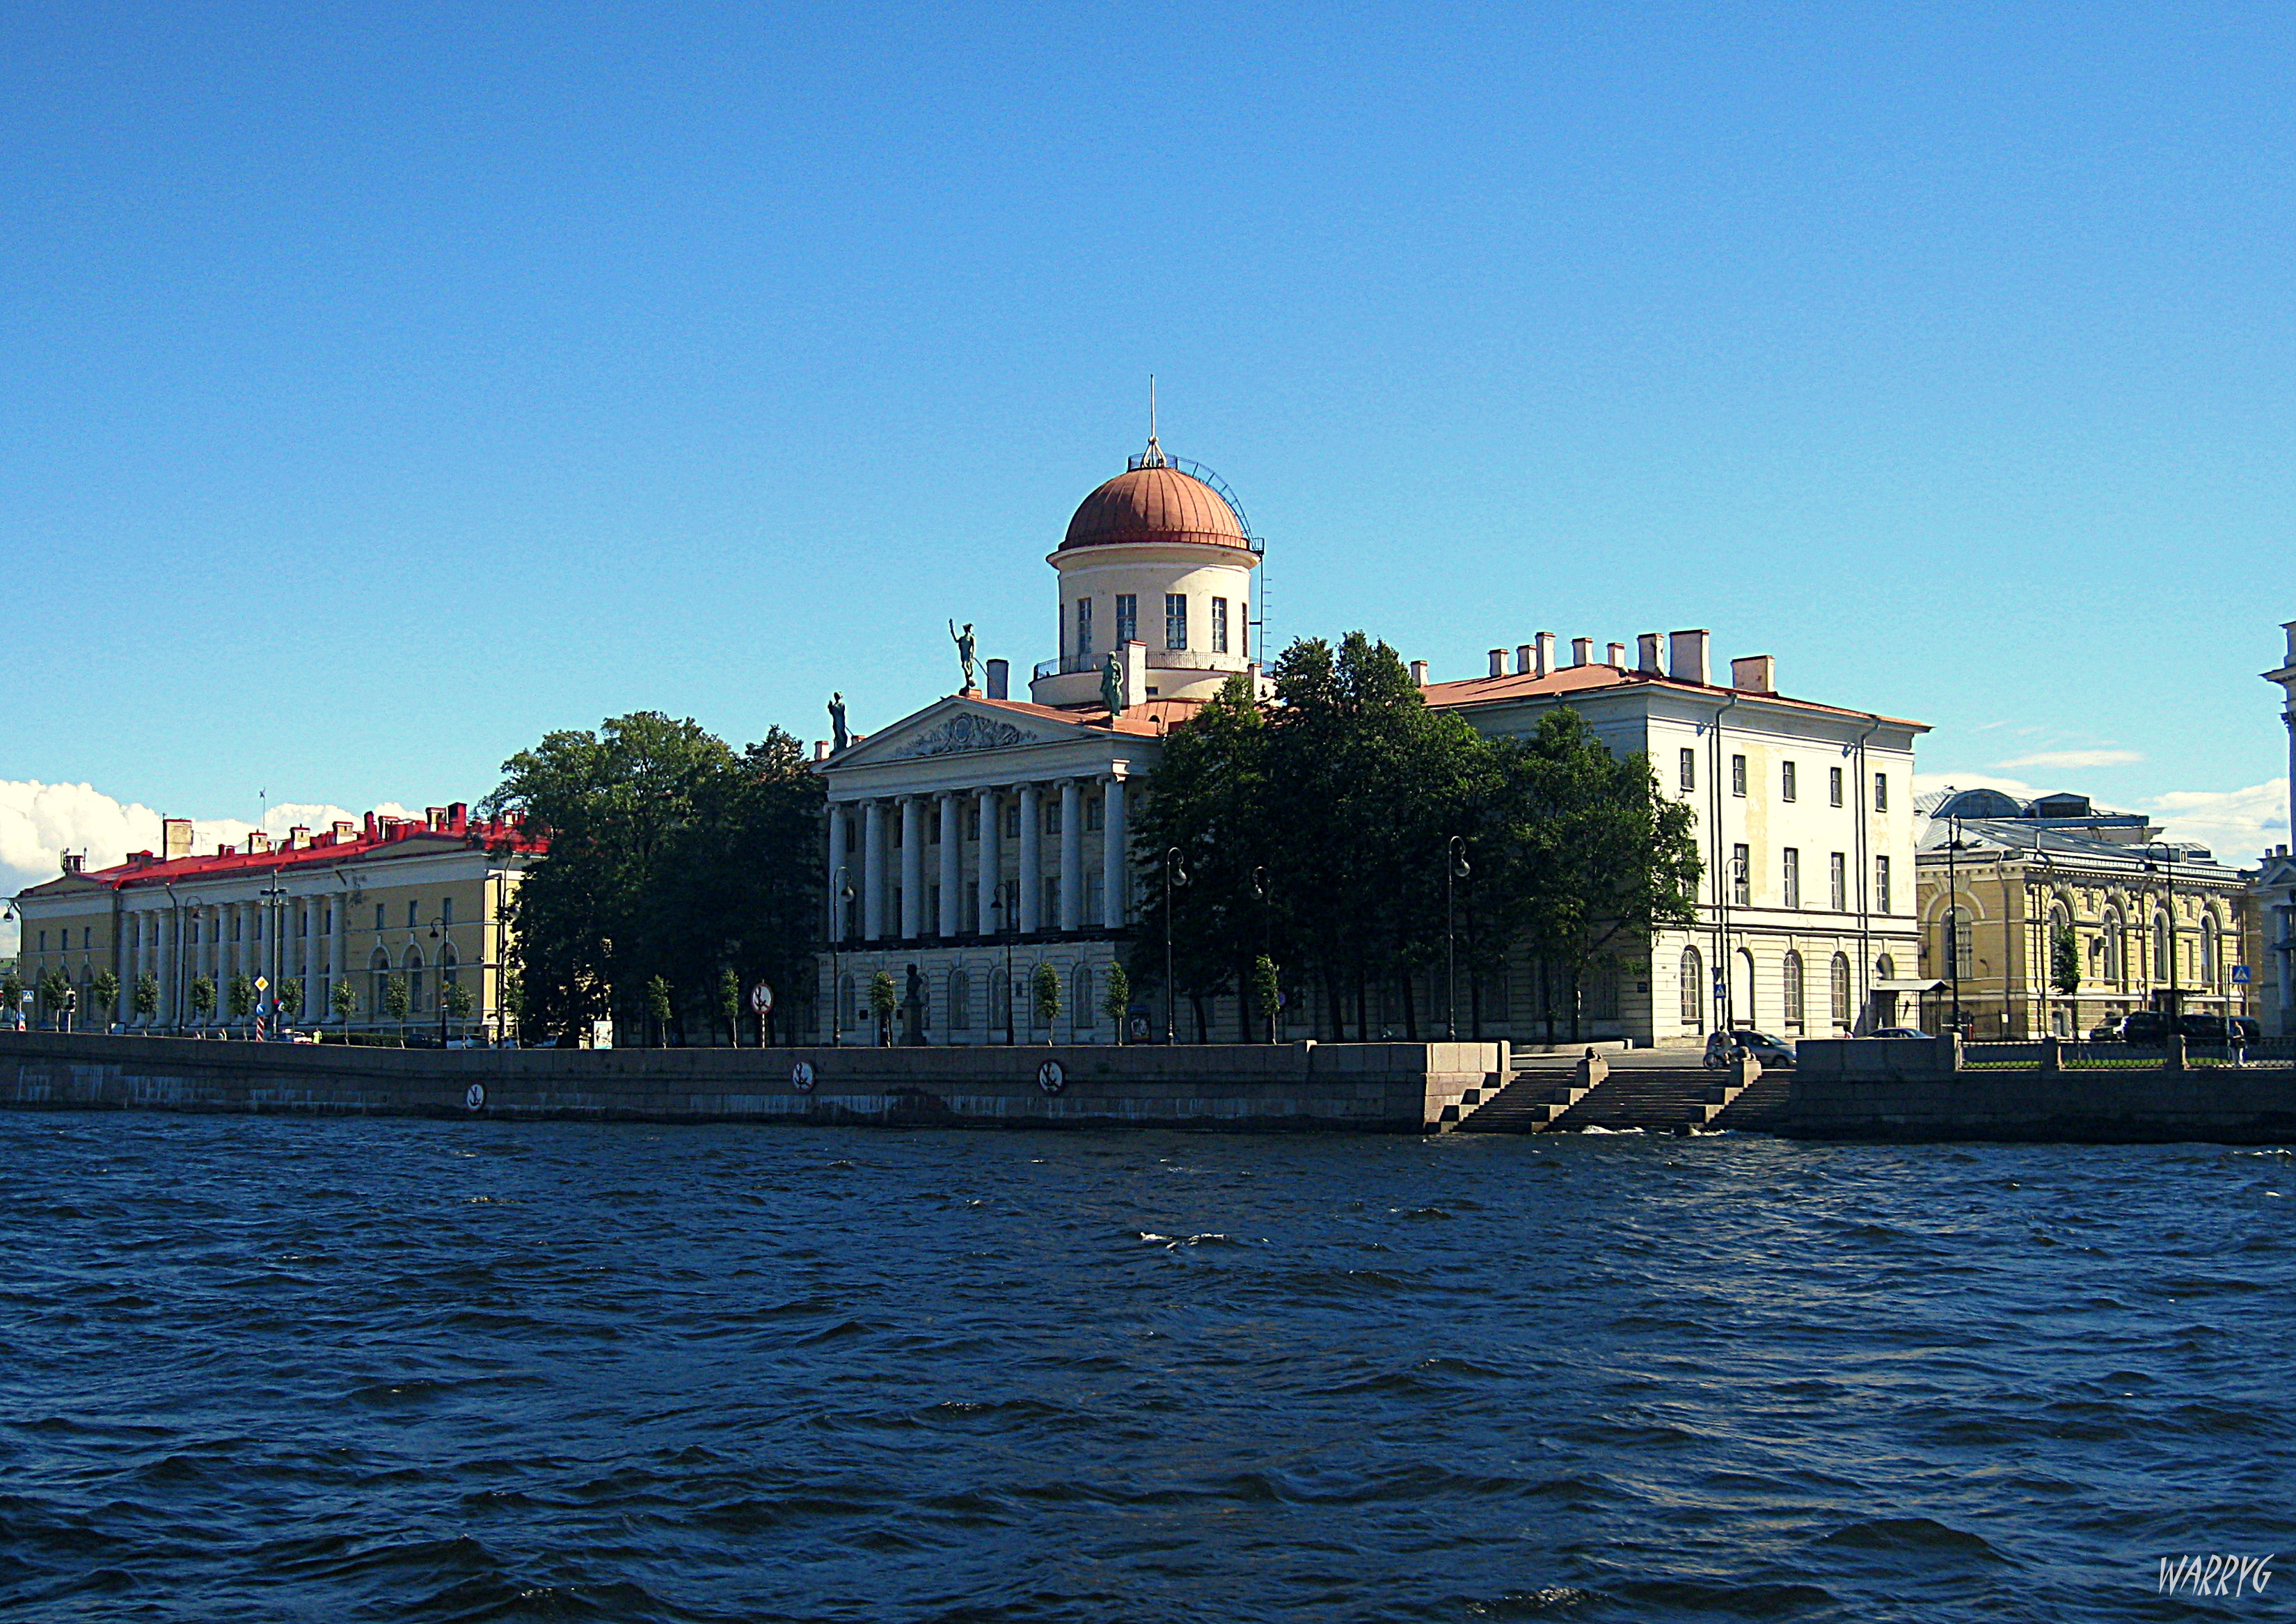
[1914,788,2261,1039]
[6,803,532,1040]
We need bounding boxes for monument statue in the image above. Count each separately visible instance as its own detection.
[828,692,850,752]
[903,962,928,1045]
[1100,651,1127,721]
[949,620,978,692]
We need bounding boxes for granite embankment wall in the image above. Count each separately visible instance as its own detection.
[0,1033,1505,1133]
[1777,1037,2296,1144]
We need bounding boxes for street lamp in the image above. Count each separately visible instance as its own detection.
[1251,864,1274,1043]
[1944,813,1964,1035]
[830,864,853,1046]
[1445,836,1470,1040]
[1162,847,1189,1045]
[2143,839,2180,1020]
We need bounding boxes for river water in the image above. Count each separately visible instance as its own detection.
[2,1113,2289,1622]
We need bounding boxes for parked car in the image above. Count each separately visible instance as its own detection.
[1704,1028,1796,1070]
[2119,1010,2172,1046]
[2088,1018,2127,1042]
[2175,1014,2238,1044]
[1869,1026,1933,1040]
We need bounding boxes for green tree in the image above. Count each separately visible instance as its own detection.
[867,970,897,1046]
[227,973,255,1021]
[2050,919,2080,997]
[92,967,120,1023]
[189,974,216,1020]
[1100,961,1132,1043]
[718,967,741,1046]
[1494,708,1701,1040]
[132,971,159,1019]
[1032,962,1062,1041]
[443,980,475,1030]
[331,978,359,1024]
[275,977,303,1021]
[38,968,71,1026]
[644,974,674,1046]
[1250,955,1281,1043]
[481,713,823,1045]
[1,969,23,1021]
[383,973,410,1033]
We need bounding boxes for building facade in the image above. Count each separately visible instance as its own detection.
[817,429,1926,1049]
[2259,621,2296,1036]
[1913,788,2259,1039]
[8,804,531,1038]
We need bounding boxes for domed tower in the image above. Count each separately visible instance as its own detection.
[1029,431,1262,708]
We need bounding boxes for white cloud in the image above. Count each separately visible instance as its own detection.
[2144,780,2290,862]
[1,782,413,954]
[1992,749,2145,770]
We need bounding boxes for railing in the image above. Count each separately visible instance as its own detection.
[1033,648,1254,683]
[1961,1037,2296,1070]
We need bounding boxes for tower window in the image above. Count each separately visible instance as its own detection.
[1829,765,1844,806]
[1782,761,1797,802]
[1115,594,1137,646]
[1874,772,1889,812]
[1211,597,1229,653]
[1731,754,1747,797]
[1075,597,1093,658]
[1165,594,1187,651]
[1679,749,1695,793]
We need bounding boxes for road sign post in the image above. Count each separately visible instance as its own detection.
[748,982,775,1048]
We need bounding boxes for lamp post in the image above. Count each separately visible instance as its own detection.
[1162,847,1188,1045]
[257,871,290,1038]
[1945,813,1963,1035]
[1445,836,1470,1040]
[2030,844,2060,1041]
[2144,839,2179,1019]
[1251,864,1274,1043]
[830,864,853,1046]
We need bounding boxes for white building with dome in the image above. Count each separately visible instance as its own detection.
[815,429,1929,1049]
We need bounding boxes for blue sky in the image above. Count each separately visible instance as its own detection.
[3,2,2291,914]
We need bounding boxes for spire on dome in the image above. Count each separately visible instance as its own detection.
[1138,373,1167,468]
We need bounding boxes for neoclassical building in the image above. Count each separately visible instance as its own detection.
[1913,787,2260,1038]
[818,428,1928,1048]
[2258,621,2296,1035]
[8,804,532,1037]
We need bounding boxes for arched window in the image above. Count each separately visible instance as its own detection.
[988,967,1010,1037]
[948,969,972,1032]
[442,944,459,992]
[1679,946,1703,1028]
[1942,908,1972,980]
[1073,966,1095,1030]
[2200,916,2219,987]
[1732,948,1757,1027]
[837,972,856,1032]
[1875,953,1895,981]
[404,947,425,1017]
[2100,907,2123,984]
[2152,911,2172,984]
[1782,952,1805,1030]
[368,947,390,1021]
[1830,953,1852,1028]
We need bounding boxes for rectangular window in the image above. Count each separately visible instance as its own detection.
[1782,761,1797,802]
[1731,843,1751,906]
[406,901,418,929]
[375,905,385,932]
[1829,765,1844,807]
[1782,847,1800,909]
[1006,804,1020,840]
[1075,597,1093,658]
[1679,748,1696,793]
[36,930,44,952]
[442,897,454,928]
[1211,597,1229,653]
[1830,852,1846,912]
[1045,799,1061,836]
[1874,772,1889,813]
[965,802,979,840]
[1115,594,1137,646]
[1876,855,1892,914]
[1085,795,1104,832]
[1731,754,1748,797]
[1165,593,1188,651]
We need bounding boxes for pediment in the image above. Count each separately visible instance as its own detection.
[825,696,1074,770]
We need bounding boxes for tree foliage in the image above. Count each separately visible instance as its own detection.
[1033,961,1062,1038]
[132,972,159,1017]
[331,979,359,1021]
[482,712,824,1045]
[189,975,216,1018]
[228,974,255,1021]
[1131,631,1702,1040]
[2050,918,2080,997]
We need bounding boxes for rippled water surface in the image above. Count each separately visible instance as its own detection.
[3,1113,2292,1621]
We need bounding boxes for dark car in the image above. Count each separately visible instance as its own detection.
[2119,1011,2172,1046]
[1869,1026,1933,1040]
[2175,1014,2238,1044]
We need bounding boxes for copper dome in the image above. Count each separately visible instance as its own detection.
[1061,455,1251,552]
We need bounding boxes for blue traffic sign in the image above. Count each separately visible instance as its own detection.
[2232,964,2251,985]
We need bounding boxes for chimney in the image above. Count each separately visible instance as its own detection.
[1571,637,1595,667]
[246,831,271,855]
[1488,648,1506,678]
[814,740,830,761]
[287,825,310,849]
[1668,629,1711,685]
[363,812,379,842]
[1514,644,1533,676]
[61,852,84,875]
[448,802,468,834]
[1636,633,1663,674]
[1730,655,1776,694]
[1536,631,1557,675]
[332,820,356,842]
[127,850,155,868]
[985,658,1009,701]
[1608,642,1626,667]
[1409,660,1430,686]
[162,818,193,860]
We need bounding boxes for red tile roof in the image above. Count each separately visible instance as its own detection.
[56,809,543,894]
[1418,663,1926,729]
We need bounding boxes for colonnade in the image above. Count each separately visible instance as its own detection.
[114,895,351,1028]
[828,774,1128,944]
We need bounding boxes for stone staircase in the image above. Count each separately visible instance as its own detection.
[1450,1058,1796,1134]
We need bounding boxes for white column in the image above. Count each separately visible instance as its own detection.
[976,788,1001,935]
[1018,783,1043,934]
[827,804,849,943]
[1059,779,1084,932]
[937,794,961,939]
[899,797,925,941]
[302,902,319,1021]
[862,800,887,941]
[157,907,176,1028]
[330,897,347,1023]
[1102,773,1127,928]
